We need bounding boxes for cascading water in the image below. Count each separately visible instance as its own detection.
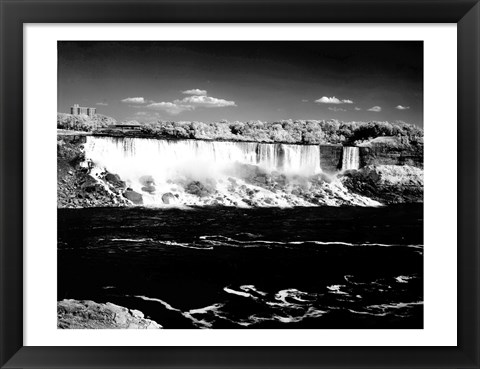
[84,136,324,206]
[85,136,321,177]
[341,147,360,171]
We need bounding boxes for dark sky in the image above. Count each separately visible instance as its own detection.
[58,41,423,126]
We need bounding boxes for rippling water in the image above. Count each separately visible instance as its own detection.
[58,204,423,328]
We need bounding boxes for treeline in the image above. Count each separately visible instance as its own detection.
[57,113,423,146]
[140,119,423,145]
[57,113,117,131]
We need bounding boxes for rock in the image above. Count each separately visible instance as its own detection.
[105,173,121,183]
[123,189,143,205]
[358,137,423,169]
[57,299,162,329]
[291,188,301,196]
[253,175,266,184]
[141,185,156,194]
[341,164,423,204]
[81,176,101,193]
[104,173,126,189]
[185,181,214,197]
[161,192,176,204]
[130,309,144,319]
[139,175,155,186]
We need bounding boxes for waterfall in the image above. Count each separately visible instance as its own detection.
[341,146,360,171]
[85,136,321,177]
[85,137,321,177]
[84,137,322,205]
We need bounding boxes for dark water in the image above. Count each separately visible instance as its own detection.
[58,204,423,329]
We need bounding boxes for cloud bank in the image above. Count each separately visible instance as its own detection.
[367,106,382,112]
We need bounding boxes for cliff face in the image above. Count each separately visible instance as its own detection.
[319,145,343,173]
[318,137,423,173]
[341,165,423,204]
[358,137,423,169]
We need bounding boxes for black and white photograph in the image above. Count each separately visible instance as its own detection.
[57,41,424,329]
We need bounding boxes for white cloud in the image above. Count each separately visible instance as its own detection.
[316,96,341,104]
[96,102,108,106]
[121,97,146,104]
[136,91,236,115]
[178,95,236,108]
[182,89,207,96]
[315,96,353,104]
[367,106,382,112]
[354,107,362,111]
[396,105,410,110]
[328,107,346,112]
[146,102,194,115]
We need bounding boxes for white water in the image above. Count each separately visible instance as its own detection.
[84,137,326,206]
[85,137,320,178]
[342,147,360,171]
[83,137,380,207]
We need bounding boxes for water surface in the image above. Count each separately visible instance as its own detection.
[58,204,423,328]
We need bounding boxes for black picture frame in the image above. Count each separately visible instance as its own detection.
[1,0,479,368]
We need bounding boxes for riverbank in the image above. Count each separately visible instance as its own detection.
[57,299,162,329]
[57,135,129,208]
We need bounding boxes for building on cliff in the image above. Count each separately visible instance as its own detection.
[70,104,96,117]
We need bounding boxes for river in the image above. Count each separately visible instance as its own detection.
[58,204,423,329]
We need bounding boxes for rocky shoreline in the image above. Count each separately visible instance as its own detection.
[341,165,423,204]
[57,299,162,329]
[57,135,130,208]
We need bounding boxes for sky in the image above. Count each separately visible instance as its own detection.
[58,41,423,126]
